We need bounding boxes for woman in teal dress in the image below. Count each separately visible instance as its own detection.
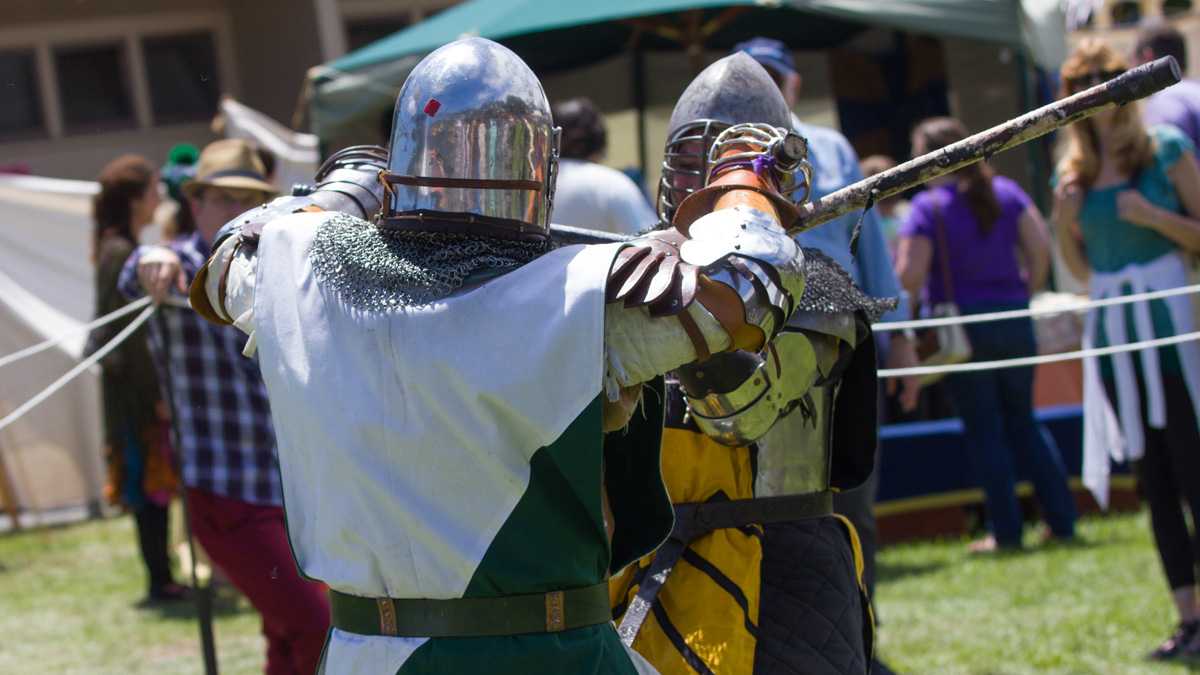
[1053,40,1200,661]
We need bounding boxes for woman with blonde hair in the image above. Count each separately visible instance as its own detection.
[1053,39,1200,660]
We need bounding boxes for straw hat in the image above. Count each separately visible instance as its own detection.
[181,138,276,198]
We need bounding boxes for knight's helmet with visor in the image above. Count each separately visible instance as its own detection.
[380,37,559,241]
[657,52,794,222]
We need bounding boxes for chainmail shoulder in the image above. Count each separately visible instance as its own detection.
[308,213,550,311]
[797,247,897,323]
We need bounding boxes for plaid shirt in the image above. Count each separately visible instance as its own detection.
[119,232,281,505]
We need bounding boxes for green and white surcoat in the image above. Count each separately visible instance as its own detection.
[231,212,673,674]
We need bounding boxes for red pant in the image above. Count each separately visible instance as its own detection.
[186,488,330,675]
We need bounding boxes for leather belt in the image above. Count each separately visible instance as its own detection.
[671,491,833,541]
[617,490,832,646]
[330,582,612,638]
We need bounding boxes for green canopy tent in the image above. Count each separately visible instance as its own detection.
[307,0,1064,175]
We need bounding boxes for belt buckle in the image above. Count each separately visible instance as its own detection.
[544,591,565,632]
[377,598,398,636]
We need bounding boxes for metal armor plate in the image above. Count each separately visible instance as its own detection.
[754,383,835,497]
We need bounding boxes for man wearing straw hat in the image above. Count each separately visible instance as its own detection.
[119,138,330,675]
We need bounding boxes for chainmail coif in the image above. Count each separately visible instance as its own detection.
[309,213,551,311]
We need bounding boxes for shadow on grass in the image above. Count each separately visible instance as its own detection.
[1132,657,1200,673]
[136,585,257,621]
[878,534,1104,582]
[1037,534,1100,551]
[876,559,948,582]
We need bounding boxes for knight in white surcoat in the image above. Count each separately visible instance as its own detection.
[190,38,816,675]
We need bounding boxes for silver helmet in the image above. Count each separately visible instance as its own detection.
[381,37,558,241]
[658,52,793,222]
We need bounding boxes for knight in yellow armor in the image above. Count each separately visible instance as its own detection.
[609,53,893,675]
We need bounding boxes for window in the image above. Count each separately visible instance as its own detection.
[142,32,220,125]
[346,17,411,51]
[54,43,134,133]
[1110,1,1141,26]
[0,50,43,140]
[1164,0,1193,17]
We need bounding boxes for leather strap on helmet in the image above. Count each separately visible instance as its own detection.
[380,171,542,192]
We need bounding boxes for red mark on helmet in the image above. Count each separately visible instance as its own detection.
[424,99,441,116]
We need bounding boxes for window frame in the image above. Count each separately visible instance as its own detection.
[0,11,237,140]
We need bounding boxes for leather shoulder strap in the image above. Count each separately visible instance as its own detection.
[932,193,956,304]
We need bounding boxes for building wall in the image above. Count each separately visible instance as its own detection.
[943,38,1033,194]
[0,0,470,180]
[1089,0,1195,31]
[0,123,215,181]
[0,2,238,179]
[225,1,324,126]
[1072,9,1200,76]
[2,0,220,24]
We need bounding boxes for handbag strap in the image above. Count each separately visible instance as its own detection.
[932,192,957,305]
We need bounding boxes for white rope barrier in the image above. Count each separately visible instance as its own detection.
[879,330,1200,379]
[0,304,157,434]
[161,295,192,309]
[0,296,153,370]
[872,283,1200,332]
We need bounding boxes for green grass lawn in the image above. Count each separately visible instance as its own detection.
[0,509,1192,674]
[875,511,1198,675]
[0,514,264,674]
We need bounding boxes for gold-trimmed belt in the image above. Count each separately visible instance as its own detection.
[329,582,612,638]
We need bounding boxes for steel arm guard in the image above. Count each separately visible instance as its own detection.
[676,310,858,447]
[606,206,805,362]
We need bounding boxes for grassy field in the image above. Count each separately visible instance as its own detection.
[0,514,263,674]
[0,509,1193,674]
[875,512,1196,675]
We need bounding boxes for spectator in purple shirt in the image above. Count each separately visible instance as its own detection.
[1137,23,1200,154]
[895,117,1077,554]
[120,139,330,675]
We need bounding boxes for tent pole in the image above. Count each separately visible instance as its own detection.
[0,442,20,531]
[1015,51,1048,213]
[633,43,648,179]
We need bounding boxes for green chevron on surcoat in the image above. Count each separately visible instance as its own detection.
[392,396,641,674]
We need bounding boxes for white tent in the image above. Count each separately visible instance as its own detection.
[0,175,106,527]
[0,96,317,528]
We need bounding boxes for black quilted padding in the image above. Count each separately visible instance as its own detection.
[754,517,870,675]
